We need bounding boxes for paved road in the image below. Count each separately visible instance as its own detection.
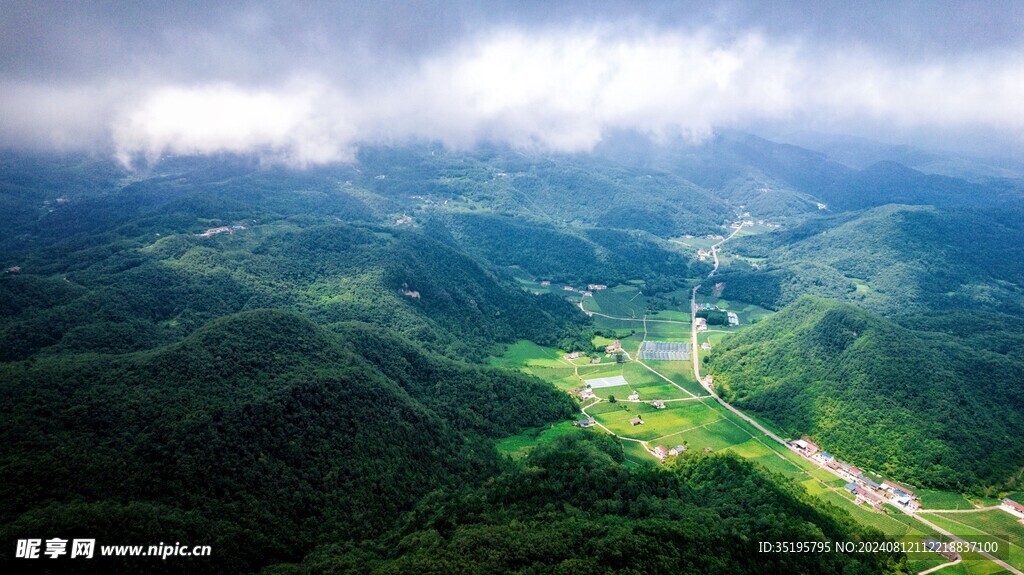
[708,223,746,277]
[912,513,1022,574]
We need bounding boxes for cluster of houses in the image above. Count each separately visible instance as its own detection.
[789,438,921,511]
[652,444,688,461]
[562,285,594,296]
[198,224,246,237]
[695,317,708,332]
[1001,498,1024,518]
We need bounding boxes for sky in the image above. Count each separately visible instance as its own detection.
[1,0,1023,166]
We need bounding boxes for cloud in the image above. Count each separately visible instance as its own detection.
[112,81,357,167]
[3,23,1024,165]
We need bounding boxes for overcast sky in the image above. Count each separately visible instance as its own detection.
[1,0,1022,165]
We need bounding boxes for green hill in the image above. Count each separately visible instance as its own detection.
[0,309,575,572]
[718,204,1024,315]
[708,297,1024,491]
[285,434,900,575]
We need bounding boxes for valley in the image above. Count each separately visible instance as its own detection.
[3,135,1024,574]
[495,220,1024,575]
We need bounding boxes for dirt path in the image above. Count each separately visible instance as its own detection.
[917,557,961,575]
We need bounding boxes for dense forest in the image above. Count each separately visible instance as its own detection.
[0,310,576,572]
[281,434,902,575]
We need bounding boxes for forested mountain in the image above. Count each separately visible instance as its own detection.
[0,309,575,572]
[708,297,1024,491]
[718,204,1024,315]
[1,132,1022,573]
[283,434,901,575]
[423,212,709,289]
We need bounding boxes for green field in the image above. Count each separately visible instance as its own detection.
[586,285,649,318]
[643,360,707,396]
[643,321,689,342]
[919,489,978,510]
[496,421,582,460]
[647,309,690,322]
[489,340,570,368]
[592,401,723,442]
[621,439,657,466]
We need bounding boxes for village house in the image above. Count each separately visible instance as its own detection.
[792,439,819,455]
[563,285,575,291]
[540,280,551,286]
[846,483,884,508]
[653,446,668,459]
[630,417,644,426]
[881,481,917,501]
[668,445,687,456]
[891,489,914,507]
[1001,498,1024,519]
[198,226,232,237]
[5,265,21,273]
[727,311,739,326]
[694,317,708,332]
[814,451,834,463]
[574,417,597,428]
[565,352,582,360]
[587,284,608,291]
[605,340,623,353]
[835,462,863,481]
[581,291,593,296]
[701,342,712,351]
[650,400,666,409]
[579,387,596,400]
[628,390,640,402]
